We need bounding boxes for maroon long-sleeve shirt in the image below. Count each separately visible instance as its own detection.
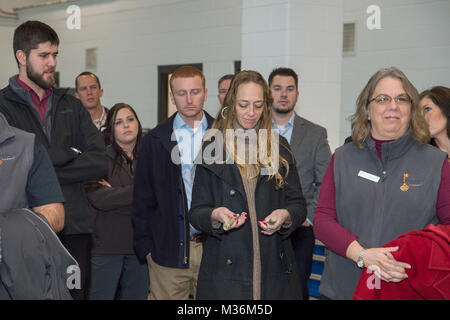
[313,139,450,257]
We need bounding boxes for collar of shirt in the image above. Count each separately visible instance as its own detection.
[16,75,52,124]
[272,113,295,143]
[94,106,108,130]
[173,111,208,132]
[16,75,53,103]
[172,110,207,170]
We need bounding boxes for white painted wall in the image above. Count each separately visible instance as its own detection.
[6,0,242,129]
[2,0,448,144]
[288,0,343,152]
[0,21,17,86]
[241,0,290,78]
[341,0,450,144]
[242,0,343,151]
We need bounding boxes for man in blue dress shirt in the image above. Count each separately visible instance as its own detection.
[133,66,215,299]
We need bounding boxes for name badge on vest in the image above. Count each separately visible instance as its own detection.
[358,170,380,183]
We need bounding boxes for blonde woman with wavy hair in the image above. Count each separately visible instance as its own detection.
[189,70,307,300]
[313,66,450,300]
[213,70,290,187]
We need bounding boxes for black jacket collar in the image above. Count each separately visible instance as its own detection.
[4,76,69,107]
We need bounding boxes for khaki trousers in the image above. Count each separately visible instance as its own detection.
[147,241,202,300]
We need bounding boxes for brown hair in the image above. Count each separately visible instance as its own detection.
[350,66,429,148]
[217,74,234,89]
[75,71,102,90]
[419,86,450,143]
[268,67,299,90]
[213,70,290,187]
[13,21,59,67]
[104,103,143,175]
[170,66,205,91]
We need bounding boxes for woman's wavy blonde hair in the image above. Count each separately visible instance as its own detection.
[350,66,430,148]
[212,70,290,187]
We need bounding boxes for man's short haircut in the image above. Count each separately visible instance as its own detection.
[170,66,205,91]
[75,71,102,91]
[268,67,299,89]
[13,20,59,67]
[218,74,234,89]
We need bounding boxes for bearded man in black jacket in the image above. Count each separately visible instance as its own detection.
[0,20,108,300]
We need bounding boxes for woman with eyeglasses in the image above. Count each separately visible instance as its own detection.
[86,103,149,300]
[313,67,450,300]
[419,86,450,158]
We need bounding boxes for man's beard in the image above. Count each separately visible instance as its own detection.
[273,103,295,114]
[26,63,55,90]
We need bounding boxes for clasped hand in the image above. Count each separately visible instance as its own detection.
[364,247,411,283]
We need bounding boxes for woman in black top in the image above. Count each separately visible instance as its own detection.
[419,86,450,158]
[87,103,148,300]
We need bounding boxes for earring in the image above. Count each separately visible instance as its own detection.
[221,106,228,119]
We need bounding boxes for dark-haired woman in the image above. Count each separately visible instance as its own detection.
[419,86,450,158]
[87,103,149,300]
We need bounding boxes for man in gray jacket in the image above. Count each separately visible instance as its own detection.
[269,67,331,299]
[0,111,76,299]
[0,112,64,229]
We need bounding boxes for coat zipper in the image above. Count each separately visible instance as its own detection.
[179,170,188,265]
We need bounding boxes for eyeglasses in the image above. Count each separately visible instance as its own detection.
[368,94,411,106]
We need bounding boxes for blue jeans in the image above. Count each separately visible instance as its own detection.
[89,254,149,300]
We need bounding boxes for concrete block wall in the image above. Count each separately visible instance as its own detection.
[8,0,243,129]
[341,0,450,144]
[242,0,343,151]
[241,0,290,78]
[289,0,343,152]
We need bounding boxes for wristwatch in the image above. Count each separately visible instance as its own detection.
[357,249,365,268]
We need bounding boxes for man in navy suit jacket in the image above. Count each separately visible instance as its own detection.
[133,66,215,300]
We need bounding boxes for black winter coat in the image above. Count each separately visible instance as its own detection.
[189,137,307,300]
[0,85,108,235]
[133,112,215,267]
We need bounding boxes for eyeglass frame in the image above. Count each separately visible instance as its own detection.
[368,94,412,106]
